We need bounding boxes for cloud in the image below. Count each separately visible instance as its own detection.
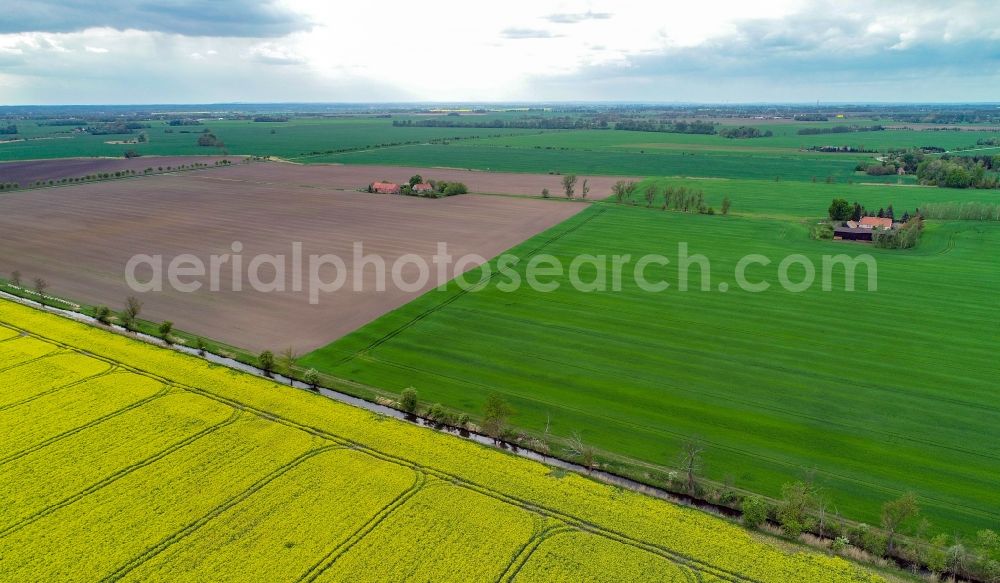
[84,46,108,54]
[0,1,312,38]
[545,10,612,24]
[501,28,557,39]
[249,43,305,65]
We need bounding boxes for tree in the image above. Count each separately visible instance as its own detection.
[565,431,596,471]
[885,204,894,220]
[881,491,919,555]
[258,350,275,377]
[828,198,852,221]
[121,296,142,330]
[399,387,418,413]
[481,392,513,441]
[877,207,885,218]
[742,496,768,528]
[94,305,112,325]
[561,174,577,198]
[778,481,818,537]
[33,278,48,303]
[644,184,657,207]
[852,202,863,222]
[541,188,550,198]
[9,270,20,288]
[195,336,207,356]
[612,180,628,203]
[277,347,299,384]
[303,368,320,390]
[158,321,173,344]
[408,174,423,187]
[676,437,704,496]
[581,179,590,199]
[721,196,731,216]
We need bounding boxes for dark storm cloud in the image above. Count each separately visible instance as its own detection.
[0,1,311,37]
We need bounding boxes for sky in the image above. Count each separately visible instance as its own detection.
[1,0,999,104]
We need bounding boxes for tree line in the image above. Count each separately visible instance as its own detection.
[613,119,717,134]
[392,116,603,130]
[797,125,885,135]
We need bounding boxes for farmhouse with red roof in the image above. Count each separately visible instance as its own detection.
[371,181,400,194]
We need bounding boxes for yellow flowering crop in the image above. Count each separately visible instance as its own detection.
[0,301,886,583]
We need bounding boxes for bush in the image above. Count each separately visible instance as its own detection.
[742,496,768,529]
[810,223,834,240]
[428,403,446,422]
[399,387,418,413]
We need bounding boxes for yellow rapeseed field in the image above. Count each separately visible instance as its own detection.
[0,300,885,582]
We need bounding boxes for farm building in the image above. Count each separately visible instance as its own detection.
[859,217,894,229]
[834,226,874,241]
[412,182,434,194]
[371,181,400,194]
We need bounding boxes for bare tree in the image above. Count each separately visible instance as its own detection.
[581,179,590,199]
[677,436,704,496]
[121,296,142,330]
[561,174,577,198]
[10,270,21,288]
[565,431,596,472]
[33,278,48,302]
[611,180,637,204]
[540,412,553,459]
[644,184,657,207]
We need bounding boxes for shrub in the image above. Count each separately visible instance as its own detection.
[94,305,112,325]
[399,387,418,413]
[742,496,768,529]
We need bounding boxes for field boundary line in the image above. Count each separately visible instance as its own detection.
[0,364,118,413]
[297,469,426,583]
[102,444,340,583]
[338,206,608,365]
[0,409,242,539]
[0,330,760,581]
[0,383,171,466]
[0,347,70,374]
[499,524,574,583]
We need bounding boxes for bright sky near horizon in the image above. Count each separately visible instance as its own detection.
[1,0,998,104]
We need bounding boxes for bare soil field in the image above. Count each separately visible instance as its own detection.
[233,161,638,197]
[0,155,240,187]
[0,162,586,352]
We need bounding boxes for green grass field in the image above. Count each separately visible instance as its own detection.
[302,201,1000,537]
[0,118,544,161]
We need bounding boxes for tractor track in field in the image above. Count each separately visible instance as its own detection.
[0,382,171,466]
[296,470,427,583]
[0,362,117,412]
[102,444,342,583]
[8,315,1000,548]
[337,206,608,365]
[0,409,241,538]
[14,329,758,583]
[352,353,1000,525]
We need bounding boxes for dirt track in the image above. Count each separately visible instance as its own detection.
[0,162,588,352]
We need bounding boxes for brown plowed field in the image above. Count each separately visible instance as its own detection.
[0,156,241,187]
[0,162,589,352]
[216,161,638,197]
